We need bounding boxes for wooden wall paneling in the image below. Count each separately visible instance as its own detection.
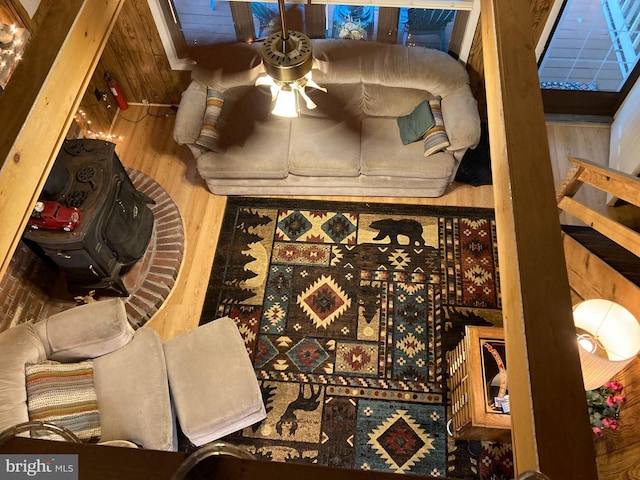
[563,233,640,320]
[0,0,126,283]
[79,0,190,133]
[465,20,485,119]
[134,0,191,102]
[480,0,598,476]
[2,0,55,34]
[0,2,23,27]
[593,360,640,461]
[466,0,556,119]
[305,4,327,39]
[3,0,44,31]
[80,61,119,135]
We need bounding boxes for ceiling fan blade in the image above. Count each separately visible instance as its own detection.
[306,89,360,132]
[217,86,272,149]
[297,87,318,110]
[284,4,304,34]
[305,77,327,93]
[186,42,261,73]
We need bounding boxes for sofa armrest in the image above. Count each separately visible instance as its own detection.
[33,298,134,362]
[173,80,207,148]
[0,324,48,434]
[442,87,481,152]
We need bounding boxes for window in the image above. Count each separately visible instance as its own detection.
[538,0,640,114]
[161,1,467,53]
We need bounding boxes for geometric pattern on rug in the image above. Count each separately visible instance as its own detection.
[355,399,446,475]
[200,197,503,477]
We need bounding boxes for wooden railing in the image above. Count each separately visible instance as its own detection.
[0,0,126,282]
[480,0,598,477]
[557,156,640,321]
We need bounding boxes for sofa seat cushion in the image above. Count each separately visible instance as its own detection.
[196,117,291,180]
[93,328,175,451]
[361,117,456,180]
[289,118,360,177]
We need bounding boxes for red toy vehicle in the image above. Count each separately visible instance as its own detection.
[28,201,81,232]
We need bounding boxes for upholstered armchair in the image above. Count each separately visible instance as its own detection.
[0,299,266,450]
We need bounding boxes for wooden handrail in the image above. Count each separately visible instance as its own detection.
[0,0,126,282]
[557,156,640,257]
[560,157,640,207]
[481,0,598,477]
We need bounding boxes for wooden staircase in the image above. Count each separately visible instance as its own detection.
[557,156,640,479]
[556,156,640,320]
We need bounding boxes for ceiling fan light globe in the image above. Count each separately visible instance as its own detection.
[271,88,298,117]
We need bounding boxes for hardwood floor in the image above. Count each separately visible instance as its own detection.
[114,106,638,478]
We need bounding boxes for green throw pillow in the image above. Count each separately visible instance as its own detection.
[25,360,101,442]
[195,87,226,153]
[396,100,435,145]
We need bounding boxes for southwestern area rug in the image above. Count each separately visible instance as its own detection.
[199,197,508,478]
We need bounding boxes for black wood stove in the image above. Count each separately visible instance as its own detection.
[22,139,154,296]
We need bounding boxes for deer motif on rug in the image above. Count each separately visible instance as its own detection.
[276,384,322,437]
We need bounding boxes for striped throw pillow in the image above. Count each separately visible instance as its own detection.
[25,360,101,442]
[423,97,451,157]
[195,87,226,152]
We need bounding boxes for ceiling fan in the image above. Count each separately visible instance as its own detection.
[254,0,327,117]
[185,2,359,148]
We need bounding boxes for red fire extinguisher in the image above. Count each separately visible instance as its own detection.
[104,72,129,110]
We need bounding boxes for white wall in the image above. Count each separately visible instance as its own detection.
[19,0,41,18]
[610,78,640,177]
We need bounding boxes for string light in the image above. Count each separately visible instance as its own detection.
[0,22,28,89]
[74,109,123,142]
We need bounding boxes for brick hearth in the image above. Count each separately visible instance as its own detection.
[0,170,184,331]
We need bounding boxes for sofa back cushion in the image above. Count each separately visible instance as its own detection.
[311,40,469,96]
[298,83,433,120]
[362,84,433,117]
[298,84,364,120]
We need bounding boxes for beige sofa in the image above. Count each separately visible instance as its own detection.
[0,299,265,450]
[173,40,481,197]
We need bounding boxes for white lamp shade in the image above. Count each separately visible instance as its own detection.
[271,88,298,117]
[573,299,640,390]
